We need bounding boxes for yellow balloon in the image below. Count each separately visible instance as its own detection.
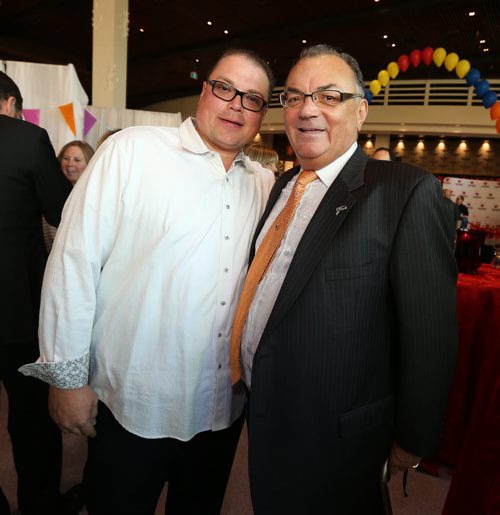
[455,59,471,79]
[369,79,381,96]
[433,47,446,67]
[444,52,459,72]
[387,62,399,79]
[378,70,390,87]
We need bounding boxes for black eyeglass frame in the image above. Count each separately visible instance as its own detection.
[279,89,364,108]
[206,80,268,112]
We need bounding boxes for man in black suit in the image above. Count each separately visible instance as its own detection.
[232,45,458,514]
[0,72,72,514]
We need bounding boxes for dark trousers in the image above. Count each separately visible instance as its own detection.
[83,401,244,515]
[0,344,62,515]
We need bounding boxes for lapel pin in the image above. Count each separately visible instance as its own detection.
[336,205,348,216]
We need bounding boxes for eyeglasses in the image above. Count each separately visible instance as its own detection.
[206,80,268,112]
[279,89,363,109]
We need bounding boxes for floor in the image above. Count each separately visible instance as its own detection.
[0,386,451,514]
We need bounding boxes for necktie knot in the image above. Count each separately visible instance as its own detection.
[297,170,318,187]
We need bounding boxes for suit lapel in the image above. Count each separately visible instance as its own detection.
[262,146,368,337]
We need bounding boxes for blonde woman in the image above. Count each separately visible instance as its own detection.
[43,140,94,252]
[245,143,281,177]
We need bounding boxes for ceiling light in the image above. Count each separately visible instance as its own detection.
[195,59,199,63]
[480,39,486,44]
[139,28,144,33]
[302,39,307,44]
[483,48,489,52]
[468,11,475,16]
[383,34,388,39]
[207,21,212,25]
[391,43,396,47]
[224,29,229,34]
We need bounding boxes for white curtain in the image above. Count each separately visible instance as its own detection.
[1,60,181,154]
[84,105,182,149]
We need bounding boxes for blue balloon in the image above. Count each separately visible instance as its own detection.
[465,68,480,86]
[482,90,497,108]
[364,89,373,104]
[475,80,490,98]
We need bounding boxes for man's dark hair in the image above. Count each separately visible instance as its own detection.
[291,44,365,95]
[0,71,23,112]
[206,48,275,101]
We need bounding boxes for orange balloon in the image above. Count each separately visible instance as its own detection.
[491,102,500,120]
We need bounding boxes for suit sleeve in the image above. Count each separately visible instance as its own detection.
[390,173,458,457]
[33,128,73,227]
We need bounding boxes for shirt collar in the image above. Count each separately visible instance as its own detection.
[179,116,248,169]
[305,141,358,188]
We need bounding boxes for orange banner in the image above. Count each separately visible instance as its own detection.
[58,102,76,136]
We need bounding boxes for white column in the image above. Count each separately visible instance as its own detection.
[92,0,129,108]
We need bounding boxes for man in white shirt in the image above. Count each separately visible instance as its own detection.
[20,49,275,514]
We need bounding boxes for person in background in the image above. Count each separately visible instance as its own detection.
[455,195,469,230]
[20,48,275,515]
[372,146,396,161]
[95,128,121,150]
[0,71,72,514]
[245,143,281,178]
[43,141,95,253]
[58,140,95,186]
[231,44,458,514]
[442,188,460,247]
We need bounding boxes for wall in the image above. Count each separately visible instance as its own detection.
[360,136,500,177]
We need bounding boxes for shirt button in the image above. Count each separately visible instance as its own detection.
[220,301,226,306]
[224,235,230,240]
[224,267,229,272]
[218,364,222,370]
[226,204,230,209]
[218,332,223,338]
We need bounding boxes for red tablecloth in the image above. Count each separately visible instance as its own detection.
[441,264,500,515]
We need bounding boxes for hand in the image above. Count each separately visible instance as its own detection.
[389,442,421,475]
[48,385,98,437]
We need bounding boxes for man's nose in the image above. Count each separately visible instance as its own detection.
[298,96,320,117]
[228,94,243,111]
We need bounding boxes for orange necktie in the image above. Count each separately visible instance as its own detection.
[230,170,318,384]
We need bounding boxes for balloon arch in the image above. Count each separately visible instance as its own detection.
[364,47,500,133]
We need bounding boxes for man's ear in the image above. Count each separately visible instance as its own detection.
[357,99,368,131]
[0,96,18,118]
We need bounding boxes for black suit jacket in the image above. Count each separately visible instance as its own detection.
[247,146,458,514]
[0,115,72,346]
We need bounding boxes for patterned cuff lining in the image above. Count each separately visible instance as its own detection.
[18,353,89,389]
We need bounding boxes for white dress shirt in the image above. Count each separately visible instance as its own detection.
[240,142,358,386]
[20,117,274,440]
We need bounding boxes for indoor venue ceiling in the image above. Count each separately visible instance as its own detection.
[1,0,499,109]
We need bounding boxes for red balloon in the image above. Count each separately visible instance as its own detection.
[421,46,433,66]
[490,101,500,120]
[397,54,410,72]
[410,49,421,67]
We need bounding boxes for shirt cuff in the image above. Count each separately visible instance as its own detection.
[18,353,89,389]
